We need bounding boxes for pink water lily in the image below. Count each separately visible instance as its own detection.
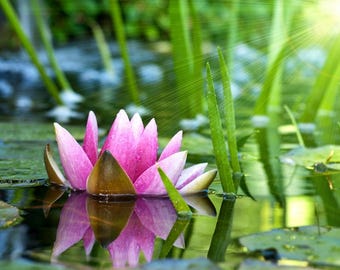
[44,110,216,196]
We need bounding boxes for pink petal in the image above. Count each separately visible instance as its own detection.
[134,151,187,195]
[107,212,155,268]
[159,131,182,161]
[132,119,158,181]
[175,163,207,189]
[179,169,217,194]
[83,111,98,165]
[52,193,90,258]
[130,113,144,140]
[83,227,96,256]
[100,110,136,179]
[135,198,176,240]
[135,198,184,249]
[54,123,93,190]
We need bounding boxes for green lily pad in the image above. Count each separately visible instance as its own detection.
[239,226,340,267]
[280,145,340,169]
[0,141,48,184]
[0,200,22,228]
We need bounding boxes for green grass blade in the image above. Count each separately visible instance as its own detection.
[226,0,240,67]
[253,46,286,115]
[218,48,241,174]
[89,20,115,78]
[109,0,140,105]
[319,62,340,113]
[206,63,235,193]
[0,0,62,105]
[169,0,196,117]
[32,0,72,92]
[299,36,340,123]
[158,167,192,218]
[188,0,204,114]
[284,105,305,147]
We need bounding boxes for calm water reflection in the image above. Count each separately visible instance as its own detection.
[43,190,216,268]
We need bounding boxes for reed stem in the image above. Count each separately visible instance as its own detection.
[109,0,140,105]
[32,0,72,92]
[0,0,62,105]
[89,20,115,78]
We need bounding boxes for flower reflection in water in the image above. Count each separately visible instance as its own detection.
[51,192,215,268]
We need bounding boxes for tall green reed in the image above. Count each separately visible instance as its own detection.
[169,0,203,117]
[254,0,294,116]
[109,0,140,105]
[0,0,62,105]
[226,0,240,68]
[89,20,115,79]
[31,0,74,94]
[299,35,340,124]
[206,48,241,193]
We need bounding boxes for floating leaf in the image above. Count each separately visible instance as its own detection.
[0,200,22,228]
[280,145,340,169]
[239,226,340,267]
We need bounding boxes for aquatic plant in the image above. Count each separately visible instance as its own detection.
[206,48,241,194]
[169,0,204,117]
[109,0,140,105]
[44,110,216,196]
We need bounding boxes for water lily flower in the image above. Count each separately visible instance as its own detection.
[44,110,216,196]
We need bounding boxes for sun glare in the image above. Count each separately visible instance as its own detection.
[305,0,340,38]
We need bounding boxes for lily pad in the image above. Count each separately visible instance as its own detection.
[280,145,340,169]
[0,200,22,228]
[0,141,48,184]
[239,226,340,267]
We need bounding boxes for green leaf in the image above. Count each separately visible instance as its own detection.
[158,167,192,218]
[206,62,234,193]
[280,145,340,169]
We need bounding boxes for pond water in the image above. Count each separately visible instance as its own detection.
[1,40,340,269]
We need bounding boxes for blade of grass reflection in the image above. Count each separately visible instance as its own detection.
[207,196,236,262]
[157,218,190,259]
[312,174,340,227]
[255,114,285,207]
